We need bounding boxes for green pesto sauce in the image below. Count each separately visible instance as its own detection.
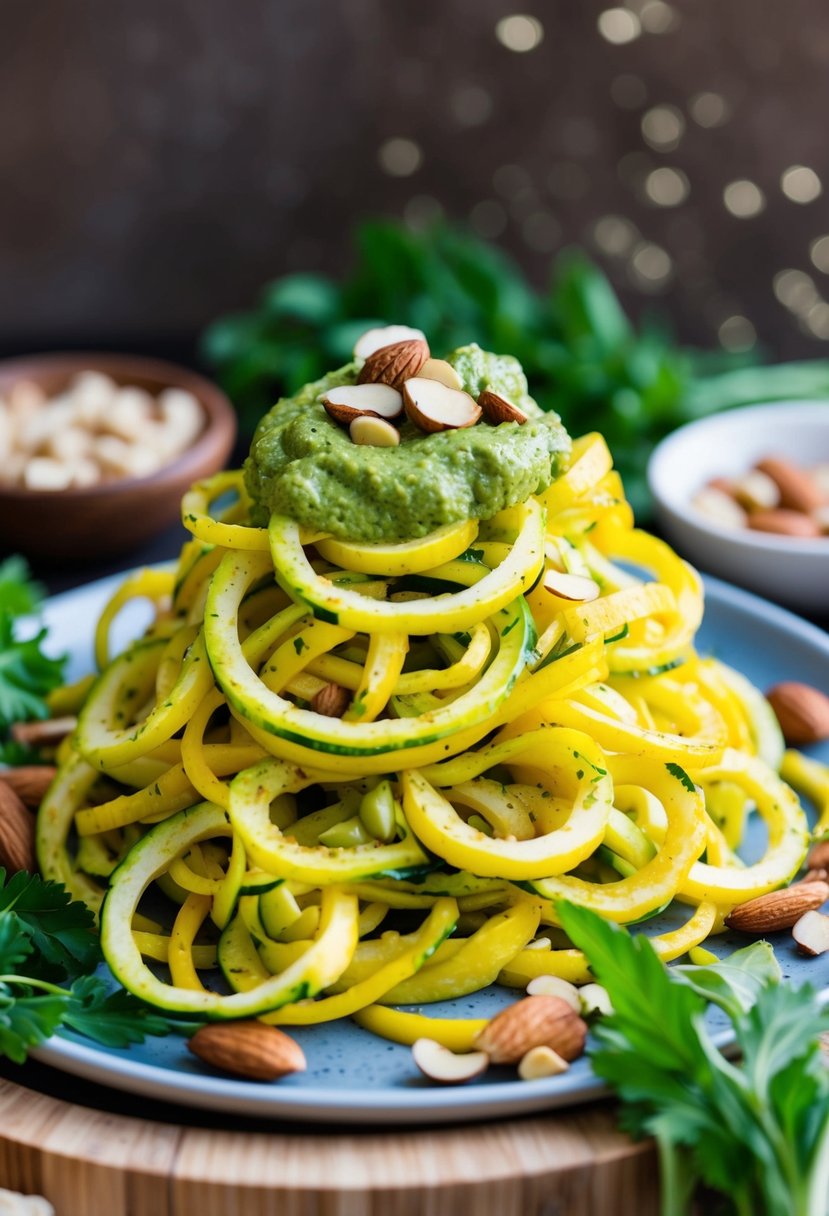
[244,344,571,542]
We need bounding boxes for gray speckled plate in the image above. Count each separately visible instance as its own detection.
[29,572,829,1124]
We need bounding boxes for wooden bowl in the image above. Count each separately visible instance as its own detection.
[0,353,237,561]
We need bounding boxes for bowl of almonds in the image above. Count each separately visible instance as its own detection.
[648,401,828,611]
[0,352,236,560]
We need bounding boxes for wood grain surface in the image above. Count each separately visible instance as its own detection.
[0,1076,657,1216]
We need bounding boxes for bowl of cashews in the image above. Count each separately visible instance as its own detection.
[0,352,236,560]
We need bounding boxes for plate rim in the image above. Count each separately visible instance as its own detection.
[28,569,829,1124]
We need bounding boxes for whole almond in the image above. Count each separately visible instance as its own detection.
[358,338,430,390]
[813,504,829,534]
[478,389,528,425]
[755,457,824,513]
[474,996,587,1065]
[808,841,829,872]
[765,682,829,744]
[725,881,829,933]
[801,867,829,884]
[188,1021,306,1081]
[0,765,57,809]
[11,716,77,748]
[311,682,351,718]
[0,783,36,873]
[747,509,821,538]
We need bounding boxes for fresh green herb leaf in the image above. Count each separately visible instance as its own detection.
[558,901,829,1216]
[0,914,32,974]
[0,990,68,1064]
[62,976,189,1048]
[0,557,65,740]
[0,622,64,730]
[0,870,100,977]
[665,762,696,794]
[0,874,199,1063]
[0,557,45,617]
[674,941,781,1020]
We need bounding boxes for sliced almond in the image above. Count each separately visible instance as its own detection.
[403,378,482,434]
[525,975,581,1012]
[358,339,430,390]
[725,881,829,933]
[349,416,400,447]
[801,867,829,884]
[732,470,780,513]
[518,1045,570,1080]
[419,358,463,390]
[765,682,829,744]
[353,325,426,362]
[692,487,748,529]
[793,909,829,956]
[543,569,601,603]
[478,389,528,425]
[412,1038,489,1084]
[322,383,403,425]
[808,841,829,872]
[11,717,77,748]
[579,983,614,1017]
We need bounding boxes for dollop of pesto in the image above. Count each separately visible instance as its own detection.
[244,344,570,542]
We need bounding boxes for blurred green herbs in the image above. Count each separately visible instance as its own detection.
[0,557,64,765]
[203,222,829,519]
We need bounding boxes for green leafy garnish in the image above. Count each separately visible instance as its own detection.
[665,762,696,794]
[0,870,192,1061]
[0,869,100,978]
[61,975,181,1048]
[559,901,829,1216]
[0,556,65,740]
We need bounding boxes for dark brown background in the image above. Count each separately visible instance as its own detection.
[2,0,829,360]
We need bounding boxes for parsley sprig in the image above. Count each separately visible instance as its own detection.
[559,901,829,1216]
[0,556,65,763]
[0,870,191,1062]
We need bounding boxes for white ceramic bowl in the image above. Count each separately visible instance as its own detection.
[648,401,829,612]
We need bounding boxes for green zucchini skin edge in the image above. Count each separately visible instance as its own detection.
[204,552,536,759]
[99,802,359,1018]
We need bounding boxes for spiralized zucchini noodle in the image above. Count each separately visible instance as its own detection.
[37,430,810,1044]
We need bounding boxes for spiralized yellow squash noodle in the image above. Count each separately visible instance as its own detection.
[36,429,812,1045]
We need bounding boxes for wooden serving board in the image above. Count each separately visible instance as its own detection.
[0,1070,658,1215]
